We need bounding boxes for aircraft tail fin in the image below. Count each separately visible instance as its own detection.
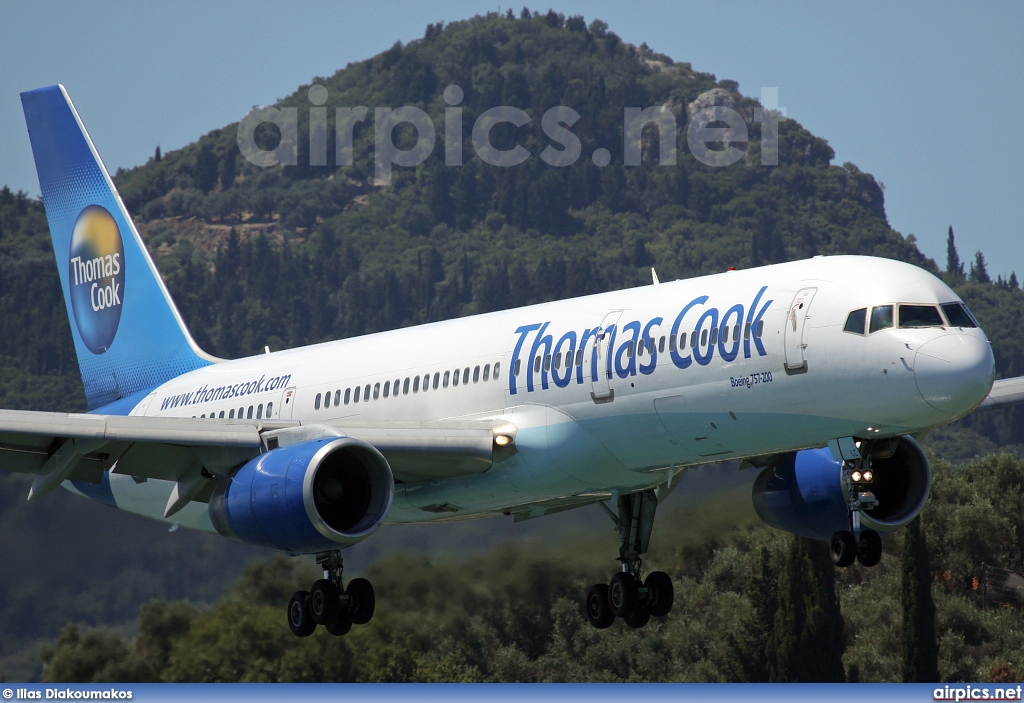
[20,85,217,410]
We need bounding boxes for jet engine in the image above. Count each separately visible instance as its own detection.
[209,437,394,553]
[751,435,931,541]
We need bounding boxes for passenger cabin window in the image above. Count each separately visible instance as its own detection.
[373,383,380,400]
[354,386,361,403]
[669,334,676,352]
[493,362,501,378]
[452,370,459,387]
[869,305,894,333]
[700,329,708,346]
[403,377,410,394]
[229,409,235,419]
[334,390,340,406]
[423,374,430,391]
[267,403,273,417]
[463,368,470,384]
[324,391,331,408]
[247,406,254,419]
[433,372,440,389]
[443,370,450,387]
[315,393,321,410]
[483,364,490,381]
[383,382,389,398]
[364,384,370,400]
[844,308,867,335]
[942,302,977,328]
[413,376,420,393]
[257,404,263,419]
[513,360,521,376]
[473,366,480,382]
[756,321,764,337]
[345,388,351,404]
[899,305,944,328]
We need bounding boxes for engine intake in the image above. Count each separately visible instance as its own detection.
[751,435,930,541]
[209,437,394,553]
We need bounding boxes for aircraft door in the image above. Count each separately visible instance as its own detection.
[278,387,296,419]
[590,310,622,402]
[784,287,817,372]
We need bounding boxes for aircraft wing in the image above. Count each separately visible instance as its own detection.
[976,376,1024,411]
[0,409,505,513]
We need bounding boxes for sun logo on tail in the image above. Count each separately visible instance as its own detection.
[68,205,125,354]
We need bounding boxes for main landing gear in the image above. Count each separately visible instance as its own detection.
[586,489,674,629]
[287,551,376,637]
[830,447,883,569]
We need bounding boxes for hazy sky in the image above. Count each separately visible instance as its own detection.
[1,1,1021,277]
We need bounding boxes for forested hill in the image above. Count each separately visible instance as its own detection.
[3,10,1023,441]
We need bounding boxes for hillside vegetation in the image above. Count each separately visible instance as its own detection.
[0,10,1022,681]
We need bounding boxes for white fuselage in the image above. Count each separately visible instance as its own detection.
[81,255,993,534]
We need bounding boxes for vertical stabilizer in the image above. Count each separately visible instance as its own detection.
[21,85,216,409]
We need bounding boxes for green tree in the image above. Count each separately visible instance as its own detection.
[970,250,991,283]
[767,536,845,682]
[901,516,940,682]
[946,225,964,279]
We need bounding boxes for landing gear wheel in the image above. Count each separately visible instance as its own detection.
[346,577,376,625]
[856,529,882,567]
[644,571,674,617]
[624,606,651,629]
[830,530,857,568]
[325,614,353,636]
[608,572,639,618]
[586,584,616,629]
[287,590,316,637]
[308,578,340,625]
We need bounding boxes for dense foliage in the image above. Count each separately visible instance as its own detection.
[1,10,1023,682]
[34,455,1024,683]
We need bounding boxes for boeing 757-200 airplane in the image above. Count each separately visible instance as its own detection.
[5,85,1023,635]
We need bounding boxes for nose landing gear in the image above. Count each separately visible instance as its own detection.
[830,445,885,569]
[585,490,674,629]
[286,551,376,637]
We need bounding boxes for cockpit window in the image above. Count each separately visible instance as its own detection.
[899,304,944,328]
[869,305,893,333]
[843,308,867,335]
[941,302,978,328]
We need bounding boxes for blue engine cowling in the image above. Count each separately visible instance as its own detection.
[208,437,394,553]
[751,435,931,541]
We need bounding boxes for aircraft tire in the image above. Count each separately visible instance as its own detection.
[325,614,353,636]
[586,584,615,629]
[830,530,857,568]
[624,606,651,629]
[347,577,376,625]
[856,529,883,567]
[287,590,316,637]
[608,572,639,618]
[309,579,340,625]
[645,571,674,617]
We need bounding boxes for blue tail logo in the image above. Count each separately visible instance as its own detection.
[22,84,218,410]
[69,204,125,353]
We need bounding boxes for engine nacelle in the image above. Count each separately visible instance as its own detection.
[751,435,931,541]
[209,437,394,553]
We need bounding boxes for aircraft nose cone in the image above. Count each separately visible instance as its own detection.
[915,334,994,414]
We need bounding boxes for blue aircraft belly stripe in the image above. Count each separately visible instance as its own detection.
[71,471,116,508]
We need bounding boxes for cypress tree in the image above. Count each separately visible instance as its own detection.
[970,250,991,283]
[946,226,964,279]
[901,517,940,682]
[768,536,846,682]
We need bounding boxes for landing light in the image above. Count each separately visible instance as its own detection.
[495,434,513,447]
[863,470,873,482]
[851,471,863,482]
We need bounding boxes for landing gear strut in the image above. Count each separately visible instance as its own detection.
[830,442,885,568]
[286,551,376,637]
[585,489,674,629]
